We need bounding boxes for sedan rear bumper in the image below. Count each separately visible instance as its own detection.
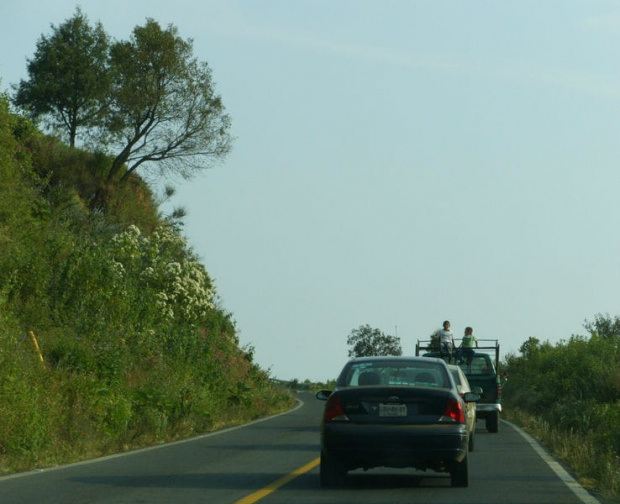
[322,422,469,471]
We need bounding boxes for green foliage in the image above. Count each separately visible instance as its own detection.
[13,12,232,186]
[23,133,159,231]
[584,313,620,341]
[103,176,160,231]
[505,329,620,415]
[25,134,109,200]
[0,98,293,474]
[106,18,232,182]
[13,7,110,147]
[503,315,620,500]
[347,324,402,358]
[506,408,620,500]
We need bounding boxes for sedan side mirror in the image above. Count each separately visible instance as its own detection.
[316,389,332,401]
[463,392,481,403]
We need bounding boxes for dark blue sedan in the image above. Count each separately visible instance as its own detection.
[316,356,480,487]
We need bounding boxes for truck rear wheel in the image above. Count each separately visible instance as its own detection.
[486,411,499,433]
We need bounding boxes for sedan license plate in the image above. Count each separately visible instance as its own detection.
[379,403,407,417]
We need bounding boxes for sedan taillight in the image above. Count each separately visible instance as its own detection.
[324,396,349,422]
[440,398,465,423]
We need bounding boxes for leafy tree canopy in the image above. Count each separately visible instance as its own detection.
[12,13,232,188]
[106,19,232,183]
[584,313,620,342]
[347,324,402,358]
[13,7,110,147]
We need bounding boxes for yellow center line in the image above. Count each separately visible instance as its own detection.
[233,457,320,504]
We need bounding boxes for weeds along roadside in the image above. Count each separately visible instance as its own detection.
[502,329,620,504]
[0,326,296,475]
[504,407,620,503]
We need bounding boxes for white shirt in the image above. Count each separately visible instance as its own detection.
[436,329,453,344]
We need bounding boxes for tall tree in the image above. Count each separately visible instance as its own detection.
[347,324,402,358]
[105,19,232,183]
[13,8,110,147]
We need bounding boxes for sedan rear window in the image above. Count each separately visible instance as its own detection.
[342,361,449,388]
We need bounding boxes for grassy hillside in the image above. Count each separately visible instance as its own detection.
[0,94,294,474]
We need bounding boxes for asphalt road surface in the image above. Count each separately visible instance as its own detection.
[0,392,601,504]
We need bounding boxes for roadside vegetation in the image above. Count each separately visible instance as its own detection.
[502,314,620,503]
[286,378,337,392]
[0,10,293,475]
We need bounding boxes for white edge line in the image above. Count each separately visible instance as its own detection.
[504,420,601,504]
[0,397,305,483]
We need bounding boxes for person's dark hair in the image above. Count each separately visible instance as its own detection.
[466,326,473,332]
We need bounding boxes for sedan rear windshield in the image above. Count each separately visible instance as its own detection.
[340,360,450,388]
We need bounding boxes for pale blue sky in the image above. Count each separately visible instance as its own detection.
[2,1,620,381]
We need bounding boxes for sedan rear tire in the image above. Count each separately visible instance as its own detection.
[450,453,469,487]
[320,452,346,487]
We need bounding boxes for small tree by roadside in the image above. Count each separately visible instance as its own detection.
[347,324,402,358]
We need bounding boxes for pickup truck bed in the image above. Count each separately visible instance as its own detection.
[415,339,502,433]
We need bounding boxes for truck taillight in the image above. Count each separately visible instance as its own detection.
[440,398,465,423]
[324,396,349,422]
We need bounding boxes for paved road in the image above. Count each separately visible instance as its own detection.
[0,392,600,504]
